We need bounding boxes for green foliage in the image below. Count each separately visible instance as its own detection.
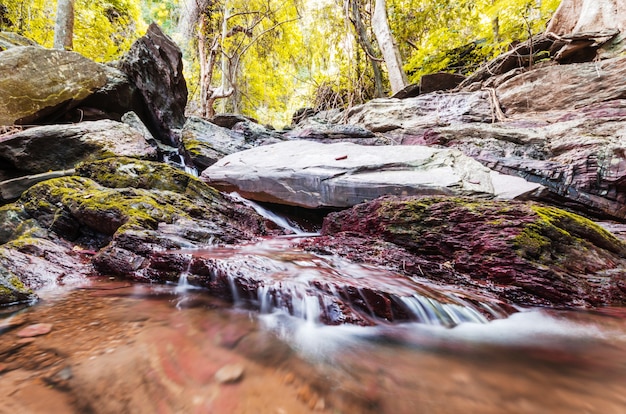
[394,0,561,82]
[0,0,563,123]
[0,0,145,61]
[141,0,179,34]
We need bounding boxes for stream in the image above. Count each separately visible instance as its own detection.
[1,202,626,413]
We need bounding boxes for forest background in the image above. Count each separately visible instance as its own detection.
[0,0,560,126]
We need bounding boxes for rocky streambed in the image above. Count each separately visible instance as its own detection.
[1,23,626,413]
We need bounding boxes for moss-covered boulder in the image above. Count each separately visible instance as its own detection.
[301,195,626,308]
[0,157,281,306]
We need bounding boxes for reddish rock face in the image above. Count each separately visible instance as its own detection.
[300,195,626,309]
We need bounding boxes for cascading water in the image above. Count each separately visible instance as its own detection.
[172,238,511,329]
[228,192,311,235]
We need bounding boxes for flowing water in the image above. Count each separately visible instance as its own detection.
[1,203,626,413]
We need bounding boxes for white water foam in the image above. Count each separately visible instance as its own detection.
[228,192,308,235]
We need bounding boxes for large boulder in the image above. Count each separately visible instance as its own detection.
[181,117,253,170]
[0,47,108,125]
[300,195,626,308]
[0,120,157,201]
[200,141,539,208]
[119,23,188,146]
[182,116,284,169]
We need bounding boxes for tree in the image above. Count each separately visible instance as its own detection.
[53,0,74,50]
[180,0,300,118]
[343,0,384,97]
[371,0,407,94]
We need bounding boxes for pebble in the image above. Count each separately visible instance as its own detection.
[215,363,245,384]
[16,323,53,338]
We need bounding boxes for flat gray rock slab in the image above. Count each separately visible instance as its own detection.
[201,141,497,208]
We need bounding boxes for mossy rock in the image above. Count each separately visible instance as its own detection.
[320,195,626,307]
[0,265,34,306]
[75,156,219,199]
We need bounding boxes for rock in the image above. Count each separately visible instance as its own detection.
[497,56,626,114]
[210,113,254,129]
[0,237,94,293]
[119,23,188,146]
[341,91,493,133]
[0,31,39,51]
[142,236,513,326]
[0,120,157,173]
[391,100,626,219]
[181,116,252,169]
[201,141,496,208]
[302,195,626,308]
[0,120,157,201]
[284,123,378,144]
[16,323,53,337]
[390,84,421,99]
[230,120,283,146]
[121,111,158,148]
[0,47,108,125]
[0,265,34,306]
[215,364,245,384]
[419,72,466,94]
[1,170,75,201]
[0,156,279,305]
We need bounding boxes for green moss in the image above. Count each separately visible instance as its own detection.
[378,196,484,241]
[19,159,227,238]
[182,138,209,158]
[0,265,33,305]
[514,205,626,261]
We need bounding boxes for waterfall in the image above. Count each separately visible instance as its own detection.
[228,192,309,235]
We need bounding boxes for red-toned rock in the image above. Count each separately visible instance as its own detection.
[302,195,626,308]
[16,323,53,337]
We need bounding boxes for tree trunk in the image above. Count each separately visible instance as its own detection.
[547,0,626,34]
[53,0,74,50]
[344,0,384,98]
[372,0,407,94]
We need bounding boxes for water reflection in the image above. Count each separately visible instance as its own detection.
[2,277,626,413]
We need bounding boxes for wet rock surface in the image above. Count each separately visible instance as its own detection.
[0,157,279,305]
[300,195,626,308]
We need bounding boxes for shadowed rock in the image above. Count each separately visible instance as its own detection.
[120,23,188,146]
[0,47,108,125]
[0,120,157,201]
